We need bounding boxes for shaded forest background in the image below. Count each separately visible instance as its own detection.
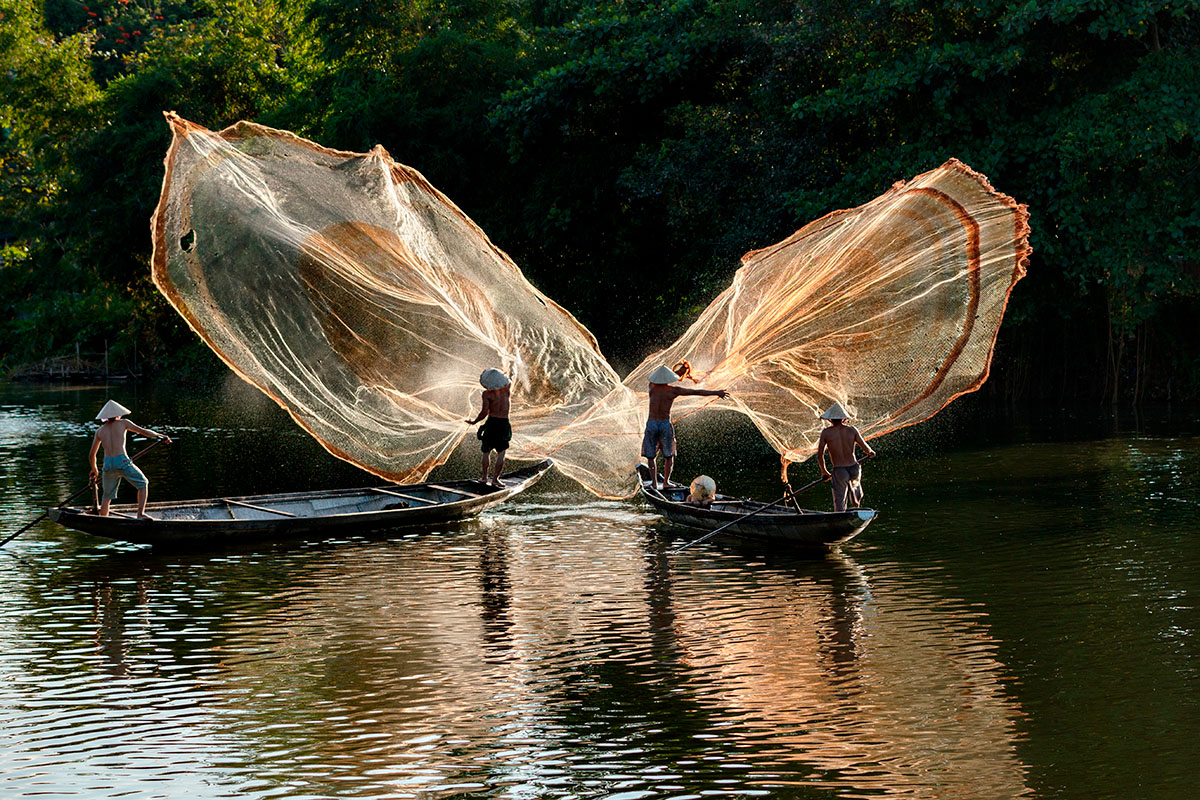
[2,0,1198,404]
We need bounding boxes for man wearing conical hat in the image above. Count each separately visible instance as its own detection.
[642,363,730,490]
[88,400,172,519]
[815,401,875,512]
[466,369,512,486]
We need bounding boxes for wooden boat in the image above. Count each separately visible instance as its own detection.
[636,463,875,547]
[48,460,553,547]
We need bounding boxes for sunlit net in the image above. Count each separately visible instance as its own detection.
[152,115,1029,497]
[624,161,1032,481]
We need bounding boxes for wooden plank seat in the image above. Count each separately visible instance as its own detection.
[370,487,437,506]
[222,498,297,517]
[425,484,486,499]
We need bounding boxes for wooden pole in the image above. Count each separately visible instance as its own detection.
[1,439,166,548]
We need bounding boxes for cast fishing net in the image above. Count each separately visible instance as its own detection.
[152,114,1029,497]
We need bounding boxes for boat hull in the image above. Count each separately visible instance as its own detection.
[636,464,875,547]
[47,460,553,547]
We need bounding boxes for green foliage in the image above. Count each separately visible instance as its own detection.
[298,0,535,210]
[487,0,815,361]
[0,0,100,220]
[1,0,1197,399]
[779,0,1200,395]
[42,0,199,84]
[0,0,312,371]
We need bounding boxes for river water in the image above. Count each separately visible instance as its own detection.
[0,379,1196,799]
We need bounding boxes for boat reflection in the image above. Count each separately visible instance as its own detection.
[44,506,1028,798]
[648,538,1030,797]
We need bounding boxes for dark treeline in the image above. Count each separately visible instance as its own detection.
[2,0,1198,403]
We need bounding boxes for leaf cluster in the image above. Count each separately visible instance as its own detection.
[1,0,1198,398]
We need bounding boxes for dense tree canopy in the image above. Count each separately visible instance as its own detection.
[1,0,1198,400]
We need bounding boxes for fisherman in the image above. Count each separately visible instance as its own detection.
[643,363,730,490]
[466,368,512,486]
[815,402,875,512]
[88,400,172,520]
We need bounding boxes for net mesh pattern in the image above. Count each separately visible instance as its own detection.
[152,114,1029,497]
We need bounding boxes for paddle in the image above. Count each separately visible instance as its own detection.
[0,438,168,548]
[672,473,830,553]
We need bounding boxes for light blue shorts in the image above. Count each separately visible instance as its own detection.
[101,455,148,502]
[642,419,676,459]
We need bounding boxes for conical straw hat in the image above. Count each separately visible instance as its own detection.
[820,401,851,420]
[96,399,131,420]
[479,368,510,390]
[689,474,716,501]
[648,365,680,384]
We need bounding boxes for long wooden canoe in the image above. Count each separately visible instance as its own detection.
[636,464,875,548]
[48,460,553,547]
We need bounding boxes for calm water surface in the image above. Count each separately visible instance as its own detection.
[0,380,1196,799]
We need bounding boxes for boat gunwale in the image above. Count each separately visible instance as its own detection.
[636,464,871,524]
[634,463,875,546]
[47,459,553,539]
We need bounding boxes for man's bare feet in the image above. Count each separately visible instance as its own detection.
[137,514,155,521]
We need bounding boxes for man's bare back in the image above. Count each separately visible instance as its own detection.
[816,420,874,473]
[94,419,161,458]
[648,383,728,421]
[818,424,862,468]
[481,388,510,420]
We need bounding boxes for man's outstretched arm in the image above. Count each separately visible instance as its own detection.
[677,387,730,399]
[127,421,171,442]
[466,394,492,424]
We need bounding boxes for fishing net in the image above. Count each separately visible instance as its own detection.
[152,114,1029,497]
[624,161,1032,480]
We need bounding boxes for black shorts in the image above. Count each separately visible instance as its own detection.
[479,418,512,453]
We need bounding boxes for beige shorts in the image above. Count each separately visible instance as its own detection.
[831,464,862,512]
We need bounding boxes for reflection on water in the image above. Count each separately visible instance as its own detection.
[1,383,1198,799]
[1,503,1027,799]
[663,554,1027,798]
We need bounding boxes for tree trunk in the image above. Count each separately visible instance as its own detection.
[1105,306,1123,405]
[1133,323,1148,405]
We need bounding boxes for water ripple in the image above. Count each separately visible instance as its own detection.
[4,391,1199,798]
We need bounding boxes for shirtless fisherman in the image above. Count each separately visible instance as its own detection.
[87,400,171,519]
[643,364,730,490]
[466,368,512,486]
[814,402,875,512]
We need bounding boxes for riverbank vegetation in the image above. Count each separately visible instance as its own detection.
[2,0,1198,401]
